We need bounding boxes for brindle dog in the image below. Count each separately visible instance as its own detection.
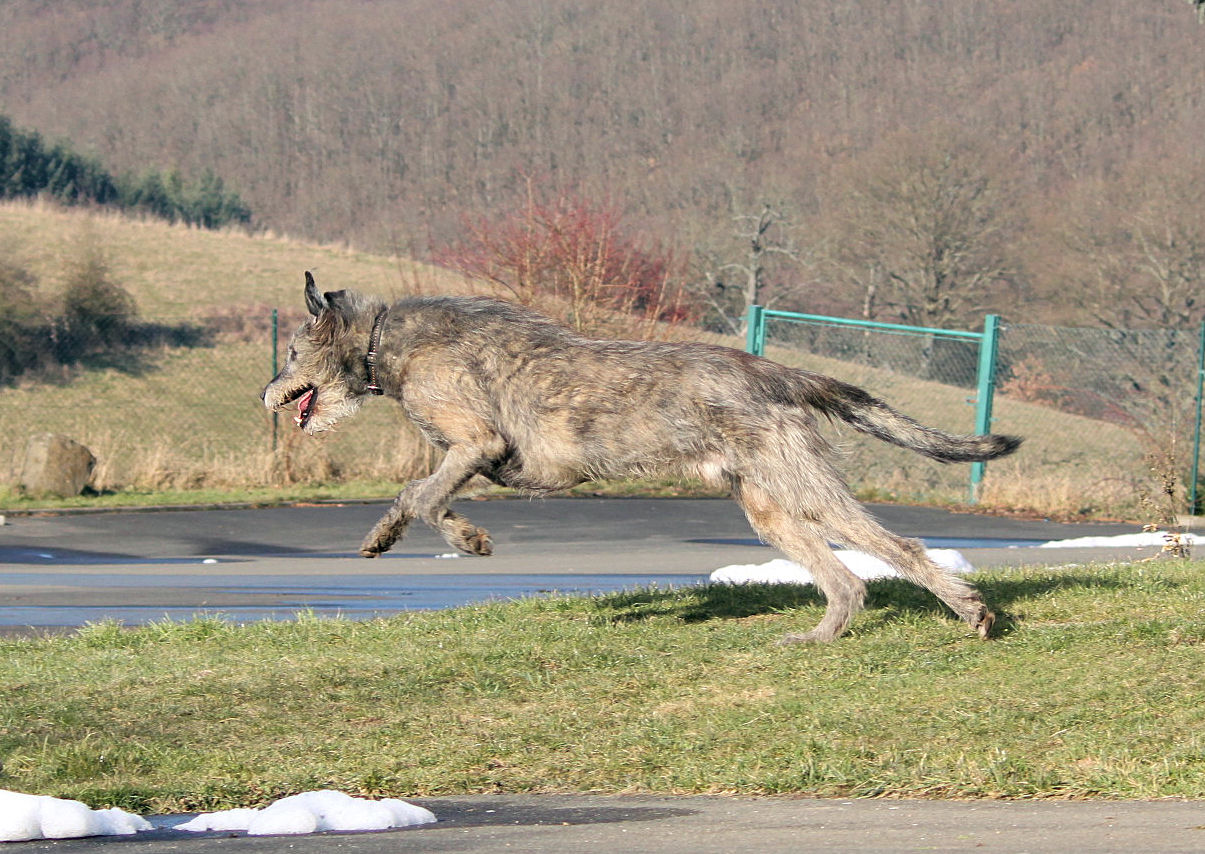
[263,272,1021,642]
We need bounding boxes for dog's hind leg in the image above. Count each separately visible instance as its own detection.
[815,501,995,639]
[733,479,867,642]
[360,443,496,558]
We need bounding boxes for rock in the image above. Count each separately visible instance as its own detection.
[19,434,96,498]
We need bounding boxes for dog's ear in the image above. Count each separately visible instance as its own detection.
[322,290,356,314]
[304,271,329,317]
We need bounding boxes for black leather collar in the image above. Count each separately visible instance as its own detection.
[365,307,388,395]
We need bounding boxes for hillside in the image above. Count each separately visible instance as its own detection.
[3,1,1205,328]
[0,199,466,314]
[0,200,1154,518]
[0,200,465,497]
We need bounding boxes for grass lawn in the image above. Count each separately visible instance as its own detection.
[2,560,1204,813]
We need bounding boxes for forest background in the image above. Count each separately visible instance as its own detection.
[2,0,1205,335]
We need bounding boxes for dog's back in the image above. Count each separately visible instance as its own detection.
[386,295,1019,478]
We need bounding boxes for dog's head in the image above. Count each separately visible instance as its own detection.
[261,272,381,434]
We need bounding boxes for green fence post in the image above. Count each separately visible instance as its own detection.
[745,304,766,356]
[969,314,1001,503]
[1189,319,1205,515]
[271,308,279,452]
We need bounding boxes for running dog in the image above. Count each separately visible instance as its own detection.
[262,272,1021,641]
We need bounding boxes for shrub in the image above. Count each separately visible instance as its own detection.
[56,245,139,360]
[435,183,693,337]
[0,256,53,382]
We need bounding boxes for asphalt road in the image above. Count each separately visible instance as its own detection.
[2,499,1199,852]
[7,793,1205,853]
[0,497,1146,631]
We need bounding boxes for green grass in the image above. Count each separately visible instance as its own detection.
[2,561,1204,812]
[0,481,399,512]
[0,478,723,514]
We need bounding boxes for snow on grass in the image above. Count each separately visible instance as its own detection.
[1037,531,1200,549]
[710,529,1201,586]
[710,548,974,585]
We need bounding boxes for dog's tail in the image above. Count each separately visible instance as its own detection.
[771,367,1022,463]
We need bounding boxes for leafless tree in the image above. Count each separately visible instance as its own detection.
[817,126,1023,331]
[699,204,811,335]
[1059,155,1205,330]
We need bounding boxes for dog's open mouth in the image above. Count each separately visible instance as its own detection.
[289,387,318,429]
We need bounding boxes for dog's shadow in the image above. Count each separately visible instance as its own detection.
[592,570,1148,635]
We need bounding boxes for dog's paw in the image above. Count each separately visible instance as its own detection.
[359,531,396,558]
[460,528,493,556]
[439,514,493,556]
[974,608,996,640]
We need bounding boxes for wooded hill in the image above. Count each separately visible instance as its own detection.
[2,0,1204,330]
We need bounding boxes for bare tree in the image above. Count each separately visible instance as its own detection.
[4,0,1204,333]
[818,126,1022,331]
[699,204,808,335]
[1060,155,1205,330]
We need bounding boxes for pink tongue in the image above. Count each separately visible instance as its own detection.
[294,390,314,425]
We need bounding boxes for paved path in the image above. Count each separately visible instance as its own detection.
[0,498,1147,631]
[7,794,1205,852]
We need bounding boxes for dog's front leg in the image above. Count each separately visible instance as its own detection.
[359,493,416,557]
[360,444,494,558]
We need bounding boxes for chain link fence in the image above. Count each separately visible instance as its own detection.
[991,322,1203,517]
[754,311,1204,519]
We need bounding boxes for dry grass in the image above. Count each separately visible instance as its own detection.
[0,198,472,314]
[0,199,1166,519]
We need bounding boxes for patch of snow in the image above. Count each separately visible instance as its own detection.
[710,548,974,585]
[0,789,435,842]
[176,790,437,836]
[0,789,152,842]
[175,807,260,832]
[1038,531,1199,549]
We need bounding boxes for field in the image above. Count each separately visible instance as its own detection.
[0,200,455,498]
[0,200,1166,519]
[1,560,1203,811]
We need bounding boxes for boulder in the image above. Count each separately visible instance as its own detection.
[19,433,96,498]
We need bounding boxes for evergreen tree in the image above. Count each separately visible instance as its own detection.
[0,112,249,228]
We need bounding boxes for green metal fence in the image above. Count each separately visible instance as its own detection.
[745,305,1205,515]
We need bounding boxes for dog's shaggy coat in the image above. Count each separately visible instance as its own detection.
[263,273,1021,641]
